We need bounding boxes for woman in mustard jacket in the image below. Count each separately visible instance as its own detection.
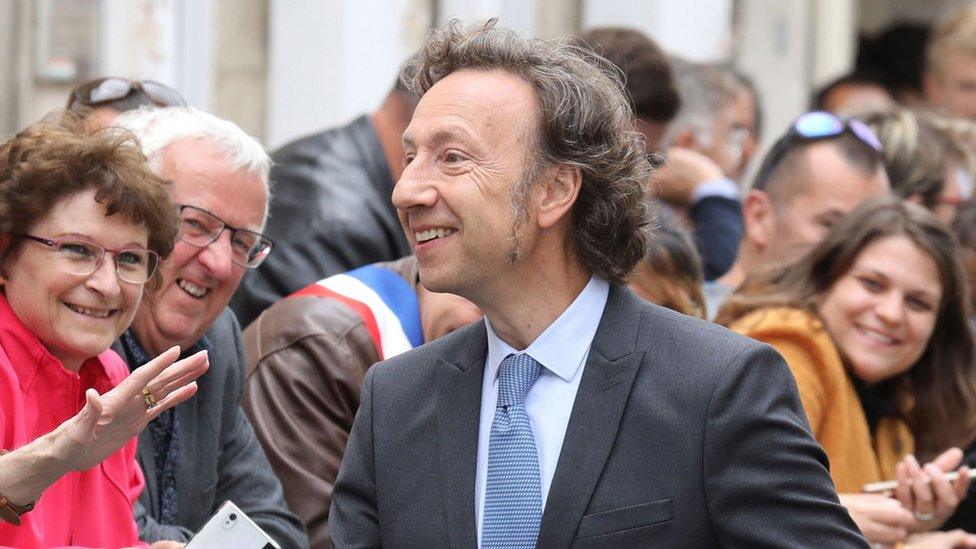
[720,196,976,548]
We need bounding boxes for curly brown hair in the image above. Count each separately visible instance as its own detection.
[402,19,652,283]
[0,112,178,287]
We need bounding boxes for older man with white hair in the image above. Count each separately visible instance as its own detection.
[112,107,307,548]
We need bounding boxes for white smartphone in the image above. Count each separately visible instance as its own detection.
[185,500,281,549]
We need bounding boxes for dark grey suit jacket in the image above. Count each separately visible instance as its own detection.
[330,285,868,548]
[114,308,308,548]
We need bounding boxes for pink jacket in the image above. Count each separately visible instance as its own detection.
[0,295,146,549]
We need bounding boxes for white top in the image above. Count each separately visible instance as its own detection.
[474,276,610,543]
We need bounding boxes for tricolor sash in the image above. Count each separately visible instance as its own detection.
[289,265,422,360]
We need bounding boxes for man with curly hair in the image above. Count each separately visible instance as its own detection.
[330,20,866,548]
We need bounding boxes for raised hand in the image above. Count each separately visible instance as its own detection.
[651,147,725,206]
[54,346,210,472]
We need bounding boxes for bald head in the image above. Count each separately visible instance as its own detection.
[757,132,884,211]
[722,132,890,290]
[757,140,889,262]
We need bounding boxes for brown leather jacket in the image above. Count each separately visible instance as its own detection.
[241,257,418,548]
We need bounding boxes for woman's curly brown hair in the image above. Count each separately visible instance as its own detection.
[402,19,652,283]
[0,112,178,288]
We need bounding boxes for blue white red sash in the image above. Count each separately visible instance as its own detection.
[289,265,422,360]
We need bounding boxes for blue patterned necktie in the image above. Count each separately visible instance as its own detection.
[482,353,544,549]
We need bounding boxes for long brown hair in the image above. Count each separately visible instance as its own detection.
[718,195,976,457]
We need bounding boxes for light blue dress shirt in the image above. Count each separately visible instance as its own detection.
[475,276,610,544]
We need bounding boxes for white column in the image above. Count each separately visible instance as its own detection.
[734,0,858,181]
[733,0,812,161]
[437,0,537,36]
[98,0,214,111]
[267,0,431,150]
[811,0,856,89]
[581,0,733,62]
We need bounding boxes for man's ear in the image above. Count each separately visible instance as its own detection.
[537,165,582,229]
[742,189,774,250]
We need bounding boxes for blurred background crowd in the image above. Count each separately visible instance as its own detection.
[7,1,976,548]
[0,0,956,154]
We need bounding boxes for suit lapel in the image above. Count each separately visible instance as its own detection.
[537,286,645,547]
[435,321,488,549]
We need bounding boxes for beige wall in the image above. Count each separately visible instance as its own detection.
[214,0,268,142]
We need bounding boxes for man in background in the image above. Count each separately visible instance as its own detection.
[576,26,680,152]
[709,115,889,317]
[67,77,188,129]
[113,107,307,548]
[231,67,420,327]
[330,19,867,547]
[656,59,761,279]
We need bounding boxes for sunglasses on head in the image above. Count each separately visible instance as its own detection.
[67,77,187,110]
[753,111,883,190]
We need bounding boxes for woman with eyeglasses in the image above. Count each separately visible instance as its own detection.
[718,196,976,547]
[0,115,209,548]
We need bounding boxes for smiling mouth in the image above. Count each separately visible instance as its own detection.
[415,228,457,244]
[855,324,899,345]
[65,303,115,319]
[177,279,208,299]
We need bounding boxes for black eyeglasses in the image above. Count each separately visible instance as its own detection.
[178,205,274,268]
[67,77,188,110]
[15,234,159,284]
[753,111,884,190]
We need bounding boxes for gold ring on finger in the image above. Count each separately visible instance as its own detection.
[141,386,158,410]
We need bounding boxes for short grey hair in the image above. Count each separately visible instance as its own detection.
[663,57,739,147]
[113,106,271,192]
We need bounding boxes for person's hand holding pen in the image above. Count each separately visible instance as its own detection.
[846,448,973,546]
[893,449,971,531]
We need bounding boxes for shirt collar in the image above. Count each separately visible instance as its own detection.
[485,276,609,382]
[0,293,114,393]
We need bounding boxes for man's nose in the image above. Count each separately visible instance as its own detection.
[393,158,438,210]
[196,229,236,280]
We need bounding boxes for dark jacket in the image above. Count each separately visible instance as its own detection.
[242,257,419,548]
[113,308,308,549]
[231,116,411,327]
[691,195,742,281]
[330,285,868,548]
